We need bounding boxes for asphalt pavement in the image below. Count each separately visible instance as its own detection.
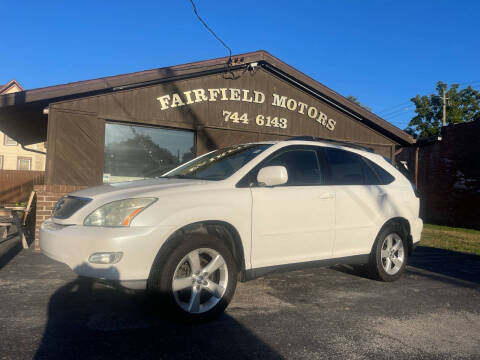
[0,236,479,360]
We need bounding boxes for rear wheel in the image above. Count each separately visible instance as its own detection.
[368,224,408,281]
[148,234,238,322]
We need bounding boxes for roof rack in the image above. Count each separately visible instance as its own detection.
[286,136,373,152]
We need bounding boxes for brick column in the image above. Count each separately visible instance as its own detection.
[33,184,87,251]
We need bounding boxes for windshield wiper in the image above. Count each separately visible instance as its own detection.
[161,174,218,181]
[162,174,197,179]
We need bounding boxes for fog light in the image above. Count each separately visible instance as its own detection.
[88,252,123,264]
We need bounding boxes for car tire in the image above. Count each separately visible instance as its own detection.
[368,224,408,282]
[147,233,238,322]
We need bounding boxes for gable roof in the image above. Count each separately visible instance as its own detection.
[0,79,24,95]
[0,51,414,145]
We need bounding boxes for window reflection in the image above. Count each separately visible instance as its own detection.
[104,123,195,183]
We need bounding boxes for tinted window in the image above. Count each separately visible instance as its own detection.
[263,149,323,186]
[325,148,379,185]
[367,160,396,184]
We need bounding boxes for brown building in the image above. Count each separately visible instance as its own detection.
[0,51,414,187]
[0,51,415,246]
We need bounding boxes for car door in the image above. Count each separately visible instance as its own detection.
[249,146,335,268]
[323,147,384,257]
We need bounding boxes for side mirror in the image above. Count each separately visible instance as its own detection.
[257,166,288,187]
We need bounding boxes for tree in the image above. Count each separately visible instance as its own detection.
[346,95,372,111]
[405,81,480,137]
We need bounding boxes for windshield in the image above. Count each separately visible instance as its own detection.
[162,143,272,181]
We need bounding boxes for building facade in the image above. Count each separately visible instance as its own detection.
[0,80,46,171]
[0,51,414,187]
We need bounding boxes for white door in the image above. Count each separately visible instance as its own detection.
[324,148,384,257]
[250,147,335,268]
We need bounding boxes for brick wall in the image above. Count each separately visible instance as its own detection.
[33,184,87,250]
[399,121,480,229]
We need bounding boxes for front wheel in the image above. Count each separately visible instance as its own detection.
[148,234,238,322]
[368,225,408,282]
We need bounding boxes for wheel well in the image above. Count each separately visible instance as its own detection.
[380,217,413,255]
[159,221,246,274]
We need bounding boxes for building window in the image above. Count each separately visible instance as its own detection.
[103,123,195,183]
[4,135,17,146]
[17,157,32,170]
[0,155,3,170]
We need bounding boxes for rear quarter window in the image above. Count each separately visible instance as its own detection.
[324,148,379,185]
[365,159,396,185]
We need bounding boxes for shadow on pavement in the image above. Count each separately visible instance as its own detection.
[34,274,280,359]
[332,245,480,286]
[407,245,480,285]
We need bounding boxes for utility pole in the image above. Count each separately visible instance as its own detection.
[442,85,447,127]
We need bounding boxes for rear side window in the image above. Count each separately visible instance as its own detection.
[366,159,396,185]
[324,148,379,185]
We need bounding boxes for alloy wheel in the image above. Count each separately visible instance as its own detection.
[380,233,405,275]
[171,248,228,314]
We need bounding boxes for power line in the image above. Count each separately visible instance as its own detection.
[189,0,232,62]
[377,101,411,115]
[378,81,480,116]
[381,105,414,119]
[455,80,480,86]
[381,106,413,118]
[384,111,413,121]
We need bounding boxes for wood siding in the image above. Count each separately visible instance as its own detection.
[46,110,105,186]
[0,170,44,205]
[46,68,397,185]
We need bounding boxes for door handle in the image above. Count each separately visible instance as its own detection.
[318,192,335,200]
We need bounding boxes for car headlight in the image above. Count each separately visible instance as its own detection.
[84,198,157,227]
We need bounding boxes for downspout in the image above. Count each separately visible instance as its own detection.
[21,144,46,155]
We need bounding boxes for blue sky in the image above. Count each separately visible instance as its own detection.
[2,0,479,130]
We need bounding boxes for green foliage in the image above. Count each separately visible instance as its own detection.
[405,81,480,137]
[346,95,372,111]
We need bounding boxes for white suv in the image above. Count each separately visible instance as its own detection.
[40,138,423,321]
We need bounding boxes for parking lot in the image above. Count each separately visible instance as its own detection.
[1,238,479,360]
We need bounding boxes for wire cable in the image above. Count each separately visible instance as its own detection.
[377,101,411,115]
[383,107,413,119]
[189,0,232,62]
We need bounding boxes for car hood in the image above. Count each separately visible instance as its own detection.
[51,178,213,225]
[71,178,210,200]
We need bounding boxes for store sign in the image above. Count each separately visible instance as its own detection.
[156,88,337,131]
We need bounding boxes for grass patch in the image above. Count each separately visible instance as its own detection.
[420,224,480,255]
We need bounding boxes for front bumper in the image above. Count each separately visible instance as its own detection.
[39,219,171,287]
